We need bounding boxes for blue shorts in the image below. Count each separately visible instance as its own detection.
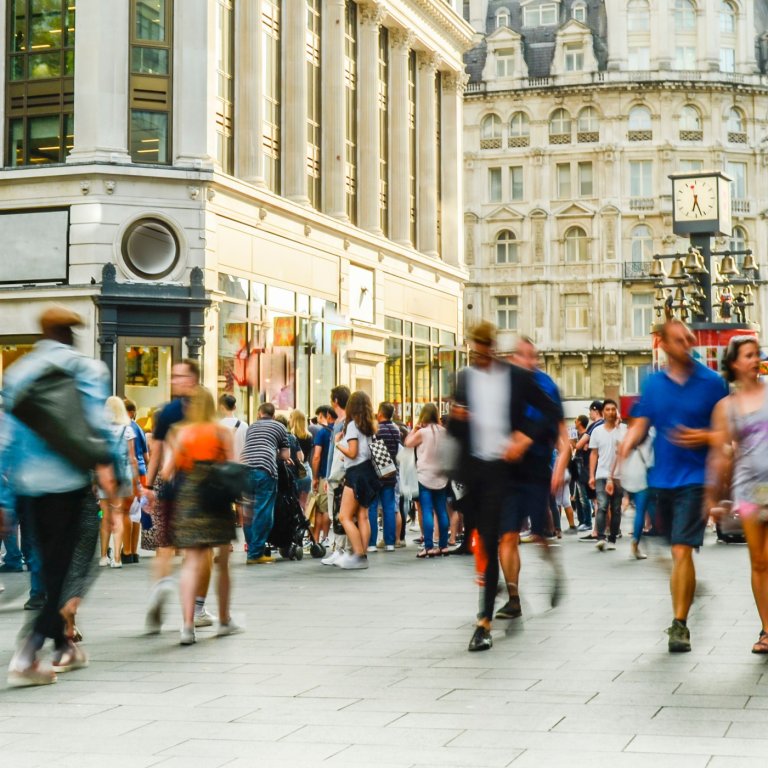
[501,482,550,536]
[650,485,706,548]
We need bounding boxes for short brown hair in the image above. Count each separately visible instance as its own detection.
[180,358,201,383]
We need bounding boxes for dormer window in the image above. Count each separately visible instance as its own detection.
[523,3,558,27]
[495,48,516,77]
[572,2,586,22]
[565,42,584,71]
[496,9,510,28]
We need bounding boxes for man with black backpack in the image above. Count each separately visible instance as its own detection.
[0,307,115,687]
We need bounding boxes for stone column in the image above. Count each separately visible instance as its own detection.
[67,0,130,163]
[322,0,347,219]
[606,0,626,71]
[701,0,718,71]
[174,0,217,168]
[654,0,672,70]
[282,0,309,203]
[440,72,467,267]
[417,52,440,259]
[358,3,385,234]
[388,29,414,247]
[234,0,263,183]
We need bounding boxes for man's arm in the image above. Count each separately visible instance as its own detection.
[617,416,650,461]
[551,421,571,494]
[588,447,598,489]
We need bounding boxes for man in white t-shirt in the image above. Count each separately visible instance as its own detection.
[218,394,248,461]
[588,398,626,551]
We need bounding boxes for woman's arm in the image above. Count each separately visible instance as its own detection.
[704,397,733,515]
[404,426,422,448]
[219,426,235,462]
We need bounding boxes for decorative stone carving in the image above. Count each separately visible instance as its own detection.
[104,180,116,195]
[359,1,385,26]
[80,181,90,195]
[390,29,415,51]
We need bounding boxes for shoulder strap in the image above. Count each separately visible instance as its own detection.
[235,419,241,430]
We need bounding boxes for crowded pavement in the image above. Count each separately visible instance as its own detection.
[1,527,767,768]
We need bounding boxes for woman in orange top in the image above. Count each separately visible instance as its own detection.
[162,386,239,645]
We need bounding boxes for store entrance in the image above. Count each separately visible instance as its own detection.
[115,337,181,430]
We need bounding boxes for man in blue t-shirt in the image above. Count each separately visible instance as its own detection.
[310,405,334,542]
[620,319,727,654]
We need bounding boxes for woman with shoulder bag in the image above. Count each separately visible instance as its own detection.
[404,403,451,557]
[289,409,314,510]
[162,386,240,645]
[333,391,381,570]
[707,336,768,653]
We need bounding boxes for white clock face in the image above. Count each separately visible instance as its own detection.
[674,178,717,221]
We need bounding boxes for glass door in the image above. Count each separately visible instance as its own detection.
[116,337,181,430]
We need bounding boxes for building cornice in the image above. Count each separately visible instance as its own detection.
[386,0,476,54]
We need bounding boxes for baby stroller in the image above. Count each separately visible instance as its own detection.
[268,460,325,560]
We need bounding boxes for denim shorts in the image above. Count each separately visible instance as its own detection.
[650,485,706,547]
[501,482,550,536]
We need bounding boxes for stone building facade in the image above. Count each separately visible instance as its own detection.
[0,0,472,424]
[463,0,768,412]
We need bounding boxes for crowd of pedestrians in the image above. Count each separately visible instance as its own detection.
[2,307,768,687]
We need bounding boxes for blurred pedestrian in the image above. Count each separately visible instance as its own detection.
[0,307,114,686]
[218,394,248,460]
[124,399,149,563]
[368,401,402,552]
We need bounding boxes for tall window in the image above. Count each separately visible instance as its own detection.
[130,0,172,164]
[408,50,417,246]
[496,230,518,264]
[344,1,357,223]
[480,114,502,143]
[509,112,529,139]
[679,105,702,140]
[730,225,747,269]
[378,26,389,235]
[578,161,593,197]
[632,294,653,336]
[727,107,746,142]
[675,46,696,69]
[306,0,322,208]
[565,293,590,327]
[578,107,598,133]
[630,225,653,263]
[496,9,509,28]
[496,296,518,330]
[564,43,584,72]
[627,0,650,32]
[6,0,76,166]
[488,167,502,202]
[262,0,281,193]
[627,0,650,71]
[215,0,234,173]
[720,1,736,33]
[509,166,523,201]
[624,363,652,394]
[572,2,586,22]
[549,108,571,143]
[720,48,735,73]
[674,0,696,31]
[630,160,652,196]
[495,48,515,78]
[564,227,588,262]
[726,160,746,199]
[563,363,586,397]
[556,163,571,199]
[628,46,650,69]
[628,105,652,131]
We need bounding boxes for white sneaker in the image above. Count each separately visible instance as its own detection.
[605,542,616,551]
[110,561,122,569]
[336,552,369,570]
[217,617,245,637]
[145,583,171,635]
[595,540,606,552]
[98,556,110,567]
[194,608,214,628]
[366,545,378,553]
[385,545,395,552]
[180,626,196,645]
[321,549,343,566]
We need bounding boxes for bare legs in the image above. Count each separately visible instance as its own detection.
[338,486,368,556]
[742,519,768,632]
[670,544,696,621]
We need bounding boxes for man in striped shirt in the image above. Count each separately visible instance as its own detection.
[242,403,290,565]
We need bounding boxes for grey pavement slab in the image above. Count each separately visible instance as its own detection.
[1,522,768,766]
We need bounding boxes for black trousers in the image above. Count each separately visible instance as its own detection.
[21,486,89,648]
[465,459,509,621]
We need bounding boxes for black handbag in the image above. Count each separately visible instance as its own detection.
[200,461,251,507]
[11,367,112,471]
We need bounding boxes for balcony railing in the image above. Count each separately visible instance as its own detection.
[728,131,747,144]
[679,130,703,142]
[623,261,653,279]
[627,129,652,142]
[629,197,654,211]
[480,138,502,149]
[577,131,599,143]
[733,199,751,214]
[508,135,530,148]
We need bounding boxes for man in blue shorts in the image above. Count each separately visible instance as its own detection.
[619,319,727,652]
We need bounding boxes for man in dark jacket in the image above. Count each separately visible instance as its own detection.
[449,322,564,652]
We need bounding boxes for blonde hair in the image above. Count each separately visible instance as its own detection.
[105,395,131,426]
[185,385,217,424]
[289,409,310,440]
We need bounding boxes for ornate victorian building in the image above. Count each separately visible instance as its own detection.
[0,0,471,423]
[463,0,768,411]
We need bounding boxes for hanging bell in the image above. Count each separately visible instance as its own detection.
[720,254,739,276]
[684,249,700,271]
[744,283,753,298]
[668,258,685,279]
[742,252,757,272]
[694,253,708,274]
[674,286,685,302]
[649,258,667,278]
[654,285,665,302]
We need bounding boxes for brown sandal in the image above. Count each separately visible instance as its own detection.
[752,631,768,654]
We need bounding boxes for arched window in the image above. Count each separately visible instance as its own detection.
[509,111,530,137]
[730,225,747,269]
[630,224,653,263]
[565,226,588,262]
[495,230,518,264]
[680,105,701,131]
[496,8,510,28]
[549,108,572,143]
[627,0,650,31]
[577,107,599,133]
[674,0,696,31]
[720,0,736,33]
[628,105,652,130]
[481,114,502,139]
[572,2,586,22]
[727,107,746,142]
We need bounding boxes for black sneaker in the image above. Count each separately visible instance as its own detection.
[468,625,493,652]
[667,620,691,653]
[495,597,522,620]
[24,595,46,611]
